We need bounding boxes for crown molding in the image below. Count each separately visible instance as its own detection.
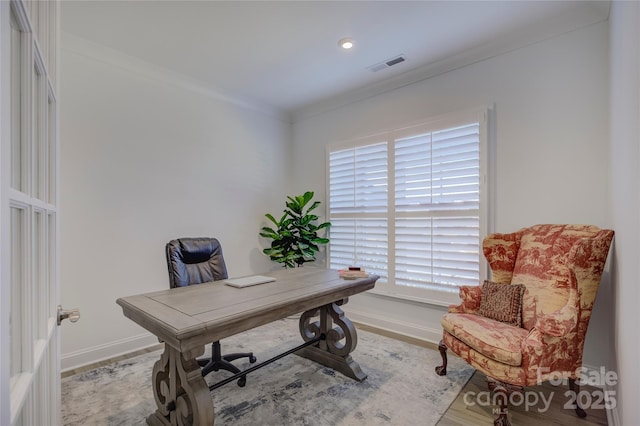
[291,4,609,123]
[61,32,291,123]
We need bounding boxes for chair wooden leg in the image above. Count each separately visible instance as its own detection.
[569,378,587,418]
[435,340,448,376]
[487,377,522,426]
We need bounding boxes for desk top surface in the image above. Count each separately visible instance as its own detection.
[116,267,378,351]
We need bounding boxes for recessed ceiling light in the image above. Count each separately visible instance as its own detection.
[338,38,354,50]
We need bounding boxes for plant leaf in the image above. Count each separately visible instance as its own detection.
[260,191,330,268]
[307,200,321,213]
[302,191,314,206]
[265,213,279,226]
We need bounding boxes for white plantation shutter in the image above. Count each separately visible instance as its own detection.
[394,123,480,291]
[395,216,479,289]
[328,109,488,300]
[328,218,388,278]
[395,124,479,211]
[329,143,387,213]
[328,143,388,278]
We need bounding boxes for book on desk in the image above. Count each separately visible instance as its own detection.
[223,275,276,288]
[338,267,369,280]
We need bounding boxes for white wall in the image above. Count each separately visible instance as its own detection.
[58,9,637,421]
[291,22,612,367]
[609,2,640,425]
[59,37,292,369]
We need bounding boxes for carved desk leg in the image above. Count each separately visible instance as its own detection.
[296,300,367,382]
[147,344,213,426]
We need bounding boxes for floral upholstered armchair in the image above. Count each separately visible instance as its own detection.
[435,224,614,425]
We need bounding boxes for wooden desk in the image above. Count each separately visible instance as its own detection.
[116,267,379,425]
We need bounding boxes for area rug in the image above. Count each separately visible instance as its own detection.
[62,318,474,425]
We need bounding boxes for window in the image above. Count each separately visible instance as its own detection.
[327,108,490,305]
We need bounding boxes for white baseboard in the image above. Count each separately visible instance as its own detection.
[346,307,442,344]
[342,313,623,425]
[580,363,621,426]
[60,309,438,373]
[604,382,620,426]
[60,318,621,426]
[61,332,159,373]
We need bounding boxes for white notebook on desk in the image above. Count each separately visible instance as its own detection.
[223,275,276,288]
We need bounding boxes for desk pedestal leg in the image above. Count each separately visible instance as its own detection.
[296,300,367,382]
[147,344,213,426]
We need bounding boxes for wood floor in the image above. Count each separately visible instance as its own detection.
[350,324,609,426]
[438,368,609,426]
[62,324,610,426]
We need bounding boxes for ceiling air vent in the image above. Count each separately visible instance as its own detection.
[368,54,406,72]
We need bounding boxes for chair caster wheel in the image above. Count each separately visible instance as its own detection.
[249,355,257,363]
[237,376,247,387]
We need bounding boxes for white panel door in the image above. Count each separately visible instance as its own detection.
[0,1,68,424]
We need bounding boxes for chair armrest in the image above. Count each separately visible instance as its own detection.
[482,230,524,283]
[449,285,483,313]
[521,293,580,384]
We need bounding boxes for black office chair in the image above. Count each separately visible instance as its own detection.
[165,237,256,387]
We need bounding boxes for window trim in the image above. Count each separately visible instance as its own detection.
[325,106,493,306]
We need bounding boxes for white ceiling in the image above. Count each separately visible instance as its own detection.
[61,0,610,117]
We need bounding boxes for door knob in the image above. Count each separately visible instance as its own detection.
[57,305,80,326]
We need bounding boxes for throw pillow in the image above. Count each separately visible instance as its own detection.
[477,280,525,327]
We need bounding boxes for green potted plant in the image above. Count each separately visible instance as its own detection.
[260,191,331,268]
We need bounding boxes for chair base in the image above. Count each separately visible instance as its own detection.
[434,339,589,425]
[199,341,256,387]
[486,377,523,426]
[485,376,588,426]
[569,377,588,418]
